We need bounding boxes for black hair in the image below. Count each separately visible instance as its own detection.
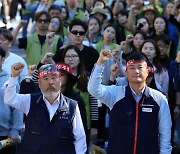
[62,73,78,94]
[111,0,127,11]
[69,19,88,33]
[48,4,61,12]
[93,0,105,8]
[126,52,149,63]
[88,16,101,27]
[149,76,158,90]
[103,24,118,43]
[155,34,171,45]
[88,16,101,35]
[61,45,89,92]
[116,9,128,18]
[140,39,162,73]
[0,46,6,58]
[153,15,168,35]
[136,16,150,27]
[60,6,69,21]
[0,28,13,42]
[177,3,180,9]
[104,6,114,23]
[131,30,147,52]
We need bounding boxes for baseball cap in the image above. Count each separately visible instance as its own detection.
[142,5,156,14]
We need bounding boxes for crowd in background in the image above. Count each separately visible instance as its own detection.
[0,0,180,153]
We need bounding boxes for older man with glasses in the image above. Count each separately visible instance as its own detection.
[11,11,63,66]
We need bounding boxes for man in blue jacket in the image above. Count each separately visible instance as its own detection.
[88,51,172,154]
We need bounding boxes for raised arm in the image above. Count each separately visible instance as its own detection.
[88,50,125,110]
[4,62,31,115]
[12,20,27,45]
[127,5,137,33]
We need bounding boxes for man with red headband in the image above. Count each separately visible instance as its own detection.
[88,51,172,154]
[4,63,86,154]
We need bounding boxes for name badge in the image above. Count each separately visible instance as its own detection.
[142,107,152,112]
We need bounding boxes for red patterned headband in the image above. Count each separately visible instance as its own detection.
[147,66,154,74]
[126,60,147,68]
[38,71,60,78]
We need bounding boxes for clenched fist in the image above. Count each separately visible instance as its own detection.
[11,62,25,77]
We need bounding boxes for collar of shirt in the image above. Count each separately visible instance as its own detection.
[129,85,145,103]
[43,94,60,121]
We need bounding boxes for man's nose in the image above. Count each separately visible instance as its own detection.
[134,68,140,73]
[48,78,53,84]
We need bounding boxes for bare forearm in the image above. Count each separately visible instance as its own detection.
[12,26,21,45]
[127,11,136,33]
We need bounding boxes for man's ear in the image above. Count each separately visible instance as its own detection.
[146,68,149,78]
[125,69,128,78]
[38,79,41,88]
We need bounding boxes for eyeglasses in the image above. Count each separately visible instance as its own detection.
[37,19,49,23]
[64,54,79,59]
[70,30,86,36]
[50,21,60,26]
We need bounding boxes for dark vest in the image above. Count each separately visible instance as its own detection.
[17,93,77,154]
[107,86,159,154]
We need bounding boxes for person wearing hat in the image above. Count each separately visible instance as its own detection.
[88,51,172,153]
[141,4,157,30]
[4,63,87,154]
[55,63,87,134]
[90,6,107,24]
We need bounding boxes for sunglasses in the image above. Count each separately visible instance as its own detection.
[37,19,49,23]
[70,30,86,36]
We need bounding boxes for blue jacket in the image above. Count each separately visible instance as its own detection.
[88,64,172,154]
[17,93,77,154]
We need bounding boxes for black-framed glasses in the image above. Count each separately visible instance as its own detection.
[70,30,86,36]
[64,54,79,59]
[37,19,49,23]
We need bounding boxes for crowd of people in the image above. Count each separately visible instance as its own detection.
[0,0,180,153]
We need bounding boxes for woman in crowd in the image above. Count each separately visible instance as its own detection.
[59,6,69,36]
[84,16,102,47]
[127,4,150,35]
[95,24,123,84]
[48,16,66,42]
[123,31,147,56]
[152,15,177,59]
[141,39,169,96]
[60,45,99,146]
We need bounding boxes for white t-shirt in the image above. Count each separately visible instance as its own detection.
[2,52,28,83]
